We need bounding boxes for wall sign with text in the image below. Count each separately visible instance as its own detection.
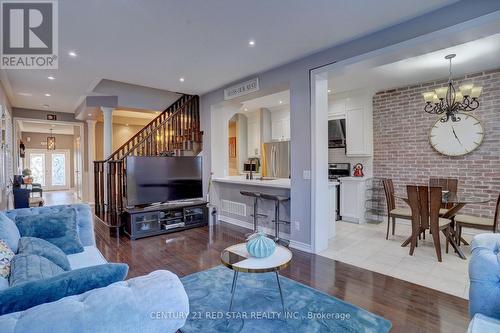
[224,78,259,100]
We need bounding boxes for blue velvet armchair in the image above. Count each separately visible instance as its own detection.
[468,233,500,332]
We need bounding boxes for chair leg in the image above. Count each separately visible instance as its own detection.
[386,215,390,240]
[430,224,442,262]
[457,225,462,246]
[392,217,396,235]
[445,228,466,260]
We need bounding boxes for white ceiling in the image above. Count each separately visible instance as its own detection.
[18,120,74,135]
[328,33,500,94]
[1,0,456,113]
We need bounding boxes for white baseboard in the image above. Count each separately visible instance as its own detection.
[289,240,313,253]
[217,214,312,253]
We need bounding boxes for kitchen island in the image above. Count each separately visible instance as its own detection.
[210,176,291,239]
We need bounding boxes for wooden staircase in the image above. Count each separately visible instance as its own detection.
[93,94,202,228]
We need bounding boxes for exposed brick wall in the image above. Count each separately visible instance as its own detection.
[373,68,500,218]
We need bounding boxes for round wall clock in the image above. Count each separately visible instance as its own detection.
[429,113,484,156]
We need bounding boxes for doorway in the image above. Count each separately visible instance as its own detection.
[25,149,71,191]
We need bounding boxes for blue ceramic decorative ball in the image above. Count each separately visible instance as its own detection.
[246,232,276,258]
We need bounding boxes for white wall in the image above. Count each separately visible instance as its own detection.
[210,102,240,178]
[201,2,500,251]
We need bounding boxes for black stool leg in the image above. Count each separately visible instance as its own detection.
[274,200,280,242]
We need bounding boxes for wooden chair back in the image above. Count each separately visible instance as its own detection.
[429,178,458,209]
[383,179,396,212]
[494,193,500,233]
[406,186,442,232]
[428,186,443,230]
[406,186,421,241]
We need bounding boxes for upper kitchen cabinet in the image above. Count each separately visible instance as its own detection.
[270,106,290,141]
[246,111,261,157]
[329,90,373,156]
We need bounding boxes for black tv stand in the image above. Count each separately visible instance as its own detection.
[122,199,208,240]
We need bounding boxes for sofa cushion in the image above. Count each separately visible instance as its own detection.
[469,234,500,319]
[67,245,107,269]
[5,204,95,247]
[0,213,20,253]
[468,314,500,333]
[0,270,188,333]
[9,254,64,287]
[18,237,71,271]
[15,208,83,255]
[0,263,128,315]
[0,240,15,277]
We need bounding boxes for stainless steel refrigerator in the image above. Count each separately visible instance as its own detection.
[261,141,291,178]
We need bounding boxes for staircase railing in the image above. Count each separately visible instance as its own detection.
[93,94,201,227]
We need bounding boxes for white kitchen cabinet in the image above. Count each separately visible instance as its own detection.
[247,120,260,156]
[329,90,373,157]
[271,117,290,141]
[346,107,368,156]
[328,96,346,117]
[340,177,367,224]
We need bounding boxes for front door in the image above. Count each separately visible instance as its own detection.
[26,149,70,191]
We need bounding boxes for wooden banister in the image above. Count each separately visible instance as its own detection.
[93,94,202,229]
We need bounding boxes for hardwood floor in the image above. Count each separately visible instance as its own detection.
[94,219,469,333]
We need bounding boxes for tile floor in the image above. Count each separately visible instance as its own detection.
[319,220,482,299]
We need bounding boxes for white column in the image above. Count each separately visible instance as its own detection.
[86,120,96,204]
[101,107,113,158]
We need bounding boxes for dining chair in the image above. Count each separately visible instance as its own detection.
[406,185,462,261]
[455,193,500,244]
[382,179,412,240]
[429,177,458,216]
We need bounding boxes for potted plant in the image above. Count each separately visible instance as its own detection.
[22,168,33,184]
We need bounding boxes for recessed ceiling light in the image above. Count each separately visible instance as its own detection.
[47,76,55,80]
[18,92,32,96]
[44,93,51,97]
[248,40,255,47]
[279,100,283,104]
[68,51,77,57]
[327,89,331,93]
[88,113,92,117]
[179,77,185,82]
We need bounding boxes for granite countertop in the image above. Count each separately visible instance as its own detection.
[212,176,291,189]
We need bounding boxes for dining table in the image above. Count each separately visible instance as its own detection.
[395,190,491,259]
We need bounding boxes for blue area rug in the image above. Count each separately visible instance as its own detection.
[180,265,391,332]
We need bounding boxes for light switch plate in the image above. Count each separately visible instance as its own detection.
[303,170,311,180]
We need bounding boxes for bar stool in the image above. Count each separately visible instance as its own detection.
[260,193,290,247]
[240,191,267,237]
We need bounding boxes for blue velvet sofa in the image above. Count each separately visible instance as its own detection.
[468,233,500,333]
[0,204,189,333]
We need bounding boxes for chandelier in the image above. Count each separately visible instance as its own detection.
[422,54,482,122]
[47,129,56,150]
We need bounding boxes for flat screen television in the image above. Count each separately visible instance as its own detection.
[125,156,202,207]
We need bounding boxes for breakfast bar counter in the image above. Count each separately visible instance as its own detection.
[210,176,291,238]
[211,176,291,189]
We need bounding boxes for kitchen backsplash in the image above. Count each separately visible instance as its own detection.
[328,148,373,177]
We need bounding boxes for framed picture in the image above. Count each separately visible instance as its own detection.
[228,137,236,157]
